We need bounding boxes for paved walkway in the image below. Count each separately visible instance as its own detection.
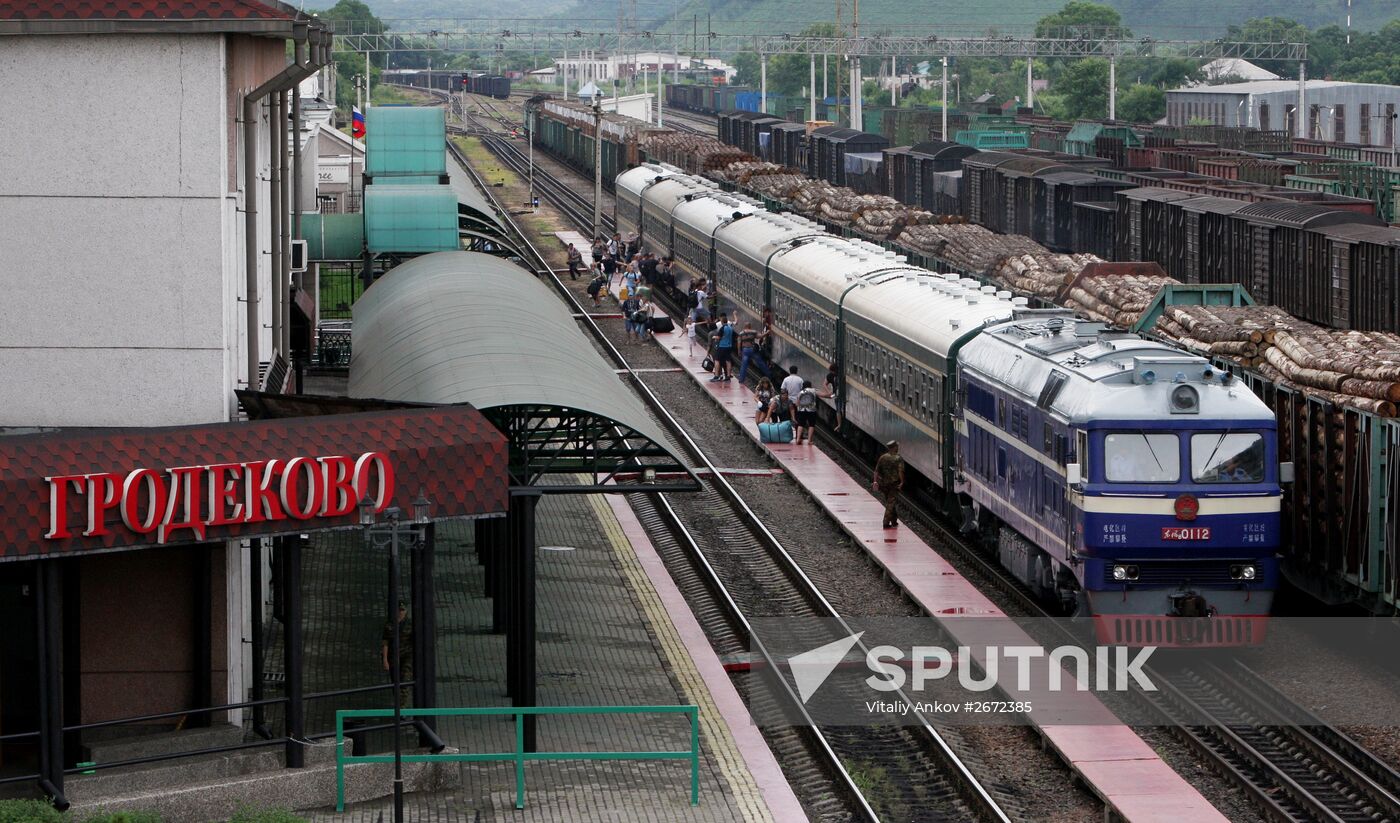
[281,486,794,821]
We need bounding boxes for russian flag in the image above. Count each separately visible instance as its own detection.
[352,107,365,140]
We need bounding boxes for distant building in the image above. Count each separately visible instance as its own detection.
[1166,79,1400,145]
[1187,58,1280,86]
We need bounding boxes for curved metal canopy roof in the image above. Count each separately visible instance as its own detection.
[348,251,696,492]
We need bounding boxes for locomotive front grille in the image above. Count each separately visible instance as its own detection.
[1103,615,1263,646]
[1100,561,1241,587]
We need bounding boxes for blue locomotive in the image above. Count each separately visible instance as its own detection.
[617,163,1283,646]
[957,315,1280,646]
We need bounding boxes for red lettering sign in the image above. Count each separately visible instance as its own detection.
[44,452,395,545]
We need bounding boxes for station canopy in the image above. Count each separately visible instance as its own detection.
[348,251,696,492]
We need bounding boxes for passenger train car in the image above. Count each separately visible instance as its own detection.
[618,162,1283,646]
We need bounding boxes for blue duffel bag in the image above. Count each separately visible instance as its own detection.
[758,419,794,444]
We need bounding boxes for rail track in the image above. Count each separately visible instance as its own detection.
[447,122,1015,823]
[449,81,1400,823]
[810,427,1400,823]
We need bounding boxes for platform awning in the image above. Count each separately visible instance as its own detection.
[348,251,697,493]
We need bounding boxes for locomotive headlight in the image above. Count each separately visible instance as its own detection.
[1229,564,1257,581]
[1170,384,1200,414]
[1112,564,1139,581]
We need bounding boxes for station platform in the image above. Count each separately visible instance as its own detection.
[296,486,804,821]
[614,286,1229,822]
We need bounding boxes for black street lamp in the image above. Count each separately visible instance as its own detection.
[359,492,432,823]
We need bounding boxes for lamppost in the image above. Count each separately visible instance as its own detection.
[1369,112,1398,167]
[591,89,604,241]
[359,493,432,823]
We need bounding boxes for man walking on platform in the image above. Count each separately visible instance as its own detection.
[872,441,905,529]
[382,600,414,708]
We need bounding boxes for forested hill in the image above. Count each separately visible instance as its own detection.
[353,0,1395,36]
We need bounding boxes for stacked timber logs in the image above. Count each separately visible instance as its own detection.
[896,223,1047,276]
[641,133,750,174]
[742,173,809,200]
[712,161,798,185]
[1061,272,1179,327]
[1154,306,1400,415]
[993,253,1103,300]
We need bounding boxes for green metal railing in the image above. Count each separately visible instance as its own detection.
[334,705,701,811]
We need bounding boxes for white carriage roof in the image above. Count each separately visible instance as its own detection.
[844,273,1020,359]
[769,236,916,304]
[958,314,1276,423]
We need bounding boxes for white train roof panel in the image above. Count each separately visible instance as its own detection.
[959,315,1277,423]
[843,273,1018,361]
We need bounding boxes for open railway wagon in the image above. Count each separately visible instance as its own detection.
[525,96,664,190]
[465,74,511,99]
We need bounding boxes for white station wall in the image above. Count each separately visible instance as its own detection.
[0,33,263,427]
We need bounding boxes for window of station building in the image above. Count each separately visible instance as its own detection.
[1334,105,1347,142]
[1361,103,1371,144]
[1191,432,1265,483]
[1104,432,1180,483]
[1286,104,1297,136]
[1387,105,1397,148]
[1259,103,1270,131]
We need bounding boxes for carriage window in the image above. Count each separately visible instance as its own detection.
[1104,433,1180,483]
[1191,432,1265,483]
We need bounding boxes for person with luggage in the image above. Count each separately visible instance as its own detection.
[753,377,774,425]
[873,440,906,529]
[622,291,642,342]
[586,270,606,307]
[710,314,736,382]
[566,243,583,280]
[640,253,658,286]
[794,380,819,444]
[768,389,793,424]
[634,289,654,342]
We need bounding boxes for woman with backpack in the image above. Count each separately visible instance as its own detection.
[794,380,819,444]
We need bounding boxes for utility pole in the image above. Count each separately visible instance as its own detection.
[760,53,767,114]
[810,53,817,121]
[1026,58,1034,111]
[941,56,948,140]
[365,51,372,107]
[1108,55,1116,121]
[850,0,861,130]
[592,92,604,241]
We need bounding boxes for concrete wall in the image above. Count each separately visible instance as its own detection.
[0,33,287,428]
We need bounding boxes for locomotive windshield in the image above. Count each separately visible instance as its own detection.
[1191,432,1266,483]
[1103,432,1180,483]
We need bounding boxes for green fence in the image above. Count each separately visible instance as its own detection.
[335,705,701,811]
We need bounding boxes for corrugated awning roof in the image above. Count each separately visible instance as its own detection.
[349,251,696,491]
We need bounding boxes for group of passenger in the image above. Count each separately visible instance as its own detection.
[572,234,905,523]
[751,365,834,444]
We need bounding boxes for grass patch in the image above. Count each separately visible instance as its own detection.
[0,800,62,823]
[450,136,520,189]
[369,85,417,106]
